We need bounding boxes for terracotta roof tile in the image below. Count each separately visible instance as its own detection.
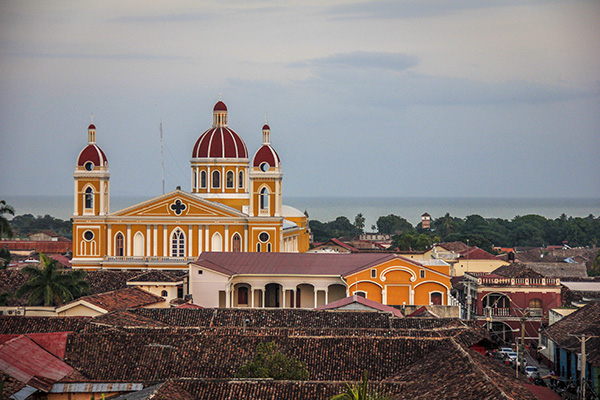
[67,287,165,312]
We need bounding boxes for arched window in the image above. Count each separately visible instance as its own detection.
[193,170,198,189]
[260,187,269,210]
[161,290,168,297]
[226,171,234,188]
[232,234,241,252]
[115,233,124,257]
[211,232,223,251]
[84,187,94,209]
[238,171,244,189]
[238,287,248,305]
[430,292,443,305]
[256,243,261,252]
[356,291,366,298]
[133,232,144,257]
[171,229,185,257]
[267,243,272,252]
[212,170,221,188]
[200,170,207,188]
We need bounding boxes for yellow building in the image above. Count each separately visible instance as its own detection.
[72,101,310,270]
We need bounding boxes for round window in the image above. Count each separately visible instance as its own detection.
[259,232,269,242]
[83,230,94,241]
[260,162,270,172]
[84,161,94,171]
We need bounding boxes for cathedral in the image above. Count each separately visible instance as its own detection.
[71,101,310,270]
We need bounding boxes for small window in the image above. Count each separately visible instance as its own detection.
[267,243,272,252]
[161,290,168,297]
[197,269,203,274]
[84,161,94,171]
[115,233,124,256]
[420,270,426,278]
[238,171,244,188]
[259,232,269,242]
[83,230,94,241]
[260,187,269,210]
[370,269,376,278]
[212,170,221,188]
[84,187,94,209]
[200,170,207,188]
[356,291,366,298]
[260,162,270,172]
[257,243,261,252]
[226,171,234,188]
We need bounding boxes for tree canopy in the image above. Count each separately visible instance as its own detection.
[9,214,73,239]
[236,341,309,380]
[16,254,89,306]
[0,200,15,239]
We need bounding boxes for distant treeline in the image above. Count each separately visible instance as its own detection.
[9,214,73,239]
[309,213,600,252]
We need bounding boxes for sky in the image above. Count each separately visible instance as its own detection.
[1,0,599,200]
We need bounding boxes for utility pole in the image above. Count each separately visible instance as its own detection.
[569,333,598,400]
[466,279,471,320]
[519,309,528,376]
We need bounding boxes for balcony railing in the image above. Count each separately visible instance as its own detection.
[478,277,560,286]
[104,256,196,264]
[490,307,511,316]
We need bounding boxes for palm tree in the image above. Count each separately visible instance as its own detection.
[16,253,89,306]
[331,370,392,400]
[0,200,15,238]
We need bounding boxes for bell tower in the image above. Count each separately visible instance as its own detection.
[249,124,282,217]
[74,123,110,216]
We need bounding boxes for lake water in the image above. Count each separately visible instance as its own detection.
[2,195,599,228]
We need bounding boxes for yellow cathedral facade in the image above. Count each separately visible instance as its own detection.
[72,101,310,270]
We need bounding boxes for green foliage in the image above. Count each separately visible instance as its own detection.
[309,216,362,242]
[236,341,309,381]
[16,253,89,306]
[354,213,366,233]
[331,370,391,400]
[376,214,413,235]
[0,248,11,269]
[0,200,15,239]
[9,214,73,239]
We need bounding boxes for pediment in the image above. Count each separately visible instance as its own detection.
[111,191,244,218]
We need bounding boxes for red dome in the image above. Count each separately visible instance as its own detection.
[88,124,96,130]
[213,101,227,111]
[192,127,248,159]
[77,144,108,167]
[262,124,270,130]
[252,145,280,168]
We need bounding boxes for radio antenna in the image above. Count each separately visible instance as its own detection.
[160,122,165,195]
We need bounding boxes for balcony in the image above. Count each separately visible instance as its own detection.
[490,308,511,317]
[103,256,196,265]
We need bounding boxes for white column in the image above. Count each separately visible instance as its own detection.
[107,224,112,256]
[248,179,254,216]
[205,226,210,251]
[163,226,168,256]
[188,225,193,257]
[244,226,248,252]
[126,225,131,256]
[262,288,265,308]
[207,167,211,193]
[197,225,203,255]
[410,289,415,305]
[281,287,286,308]
[251,288,255,308]
[153,225,158,256]
[235,167,239,193]
[275,180,281,217]
[99,181,105,216]
[224,225,229,252]
[146,226,151,257]
[74,180,78,215]
[314,290,318,308]
[325,289,328,305]
[225,286,230,308]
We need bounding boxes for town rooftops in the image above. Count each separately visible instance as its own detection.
[56,287,165,314]
[191,252,426,277]
[316,294,404,318]
[492,263,545,279]
[127,270,186,284]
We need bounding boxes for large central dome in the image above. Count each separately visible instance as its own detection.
[192,101,248,159]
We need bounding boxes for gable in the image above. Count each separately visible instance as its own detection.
[111,190,244,218]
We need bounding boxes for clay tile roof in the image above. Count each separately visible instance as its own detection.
[459,246,501,260]
[68,287,165,312]
[88,310,170,329]
[406,306,438,318]
[523,262,588,278]
[492,263,545,279]
[316,295,404,318]
[544,302,600,367]
[191,252,399,276]
[127,270,185,283]
[0,316,90,334]
[438,241,470,252]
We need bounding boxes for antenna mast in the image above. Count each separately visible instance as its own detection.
[160,122,165,195]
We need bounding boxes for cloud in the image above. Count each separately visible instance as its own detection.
[326,0,559,20]
[295,51,419,72]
